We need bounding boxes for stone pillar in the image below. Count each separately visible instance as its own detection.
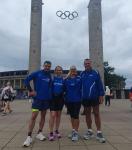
[88,0,104,82]
[29,0,42,74]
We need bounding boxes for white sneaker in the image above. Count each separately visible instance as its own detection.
[36,132,46,141]
[23,136,32,147]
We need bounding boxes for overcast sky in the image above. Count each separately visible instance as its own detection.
[0,0,132,88]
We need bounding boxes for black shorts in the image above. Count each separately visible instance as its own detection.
[66,102,81,119]
[50,95,64,111]
[82,99,99,107]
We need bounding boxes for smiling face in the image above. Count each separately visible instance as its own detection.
[84,59,92,71]
[70,66,77,77]
[43,62,51,72]
[54,66,63,76]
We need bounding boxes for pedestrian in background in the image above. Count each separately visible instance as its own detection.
[1,82,14,115]
[105,86,111,106]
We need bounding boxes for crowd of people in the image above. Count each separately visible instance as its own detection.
[23,58,106,147]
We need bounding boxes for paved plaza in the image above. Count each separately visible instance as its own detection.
[0,99,132,150]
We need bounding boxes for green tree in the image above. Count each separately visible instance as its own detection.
[104,61,126,89]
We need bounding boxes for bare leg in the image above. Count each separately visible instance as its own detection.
[72,119,79,131]
[7,101,12,112]
[71,118,74,129]
[39,110,47,131]
[85,107,92,129]
[49,111,56,133]
[28,111,39,135]
[3,102,8,113]
[93,105,101,131]
[55,111,62,131]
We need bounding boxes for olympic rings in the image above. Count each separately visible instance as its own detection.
[56,10,78,20]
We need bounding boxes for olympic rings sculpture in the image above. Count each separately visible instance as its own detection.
[56,10,78,20]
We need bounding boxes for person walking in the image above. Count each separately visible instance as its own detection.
[64,66,82,141]
[81,58,106,143]
[23,61,52,147]
[1,82,14,115]
[105,86,111,106]
[49,66,64,141]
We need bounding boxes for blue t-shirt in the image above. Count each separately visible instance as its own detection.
[64,76,82,102]
[24,70,52,101]
[52,76,64,96]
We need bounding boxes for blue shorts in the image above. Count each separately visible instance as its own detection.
[32,99,50,111]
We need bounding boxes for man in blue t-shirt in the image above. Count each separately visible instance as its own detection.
[81,58,106,143]
[23,61,52,147]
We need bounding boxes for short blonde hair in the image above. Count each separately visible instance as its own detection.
[66,66,77,78]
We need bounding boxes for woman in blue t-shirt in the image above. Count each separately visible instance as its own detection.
[64,66,82,141]
[49,66,64,141]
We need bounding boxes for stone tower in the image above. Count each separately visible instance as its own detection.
[88,0,104,82]
[29,0,42,74]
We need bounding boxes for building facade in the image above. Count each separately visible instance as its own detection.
[0,70,129,99]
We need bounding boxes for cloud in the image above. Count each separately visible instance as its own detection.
[102,0,132,88]
[0,29,29,71]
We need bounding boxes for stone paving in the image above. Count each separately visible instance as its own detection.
[0,99,132,150]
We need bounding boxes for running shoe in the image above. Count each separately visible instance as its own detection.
[48,133,54,141]
[71,131,79,141]
[54,130,61,138]
[83,130,94,140]
[36,132,46,141]
[96,132,106,143]
[23,136,32,147]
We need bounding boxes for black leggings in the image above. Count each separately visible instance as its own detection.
[66,102,81,119]
[105,96,110,106]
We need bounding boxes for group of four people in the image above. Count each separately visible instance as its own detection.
[23,58,106,147]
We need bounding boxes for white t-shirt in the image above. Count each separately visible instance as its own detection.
[105,87,110,96]
[1,86,13,99]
